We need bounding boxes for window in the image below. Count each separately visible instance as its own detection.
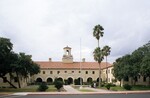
[66,50,69,55]
[43,71,45,74]
[108,69,110,73]
[50,71,53,74]
[3,77,7,83]
[86,71,88,74]
[108,78,110,82]
[143,76,146,82]
[111,69,114,74]
[64,71,67,73]
[72,71,74,73]
[79,71,81,73]
[92,71,95,74]
[14,77,18,82]
[135,76,138,82]
[57,71,60,74]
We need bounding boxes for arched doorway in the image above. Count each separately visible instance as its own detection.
[36,78,42,82]
[67,77,73,84]
[77,77,83,85]
[97,78,102,82]
[47,78,53,83]
[87,77,93,83]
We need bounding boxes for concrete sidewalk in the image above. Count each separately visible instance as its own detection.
[63,85,80,93]
[82,87,115,92]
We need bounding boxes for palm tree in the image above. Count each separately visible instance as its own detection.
[93,24,104,47]
[102,45,111,83]
[93,47,104,87]
[93,24,104,87]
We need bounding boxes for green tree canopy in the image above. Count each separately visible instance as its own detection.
[0,37,40,88]
[113,41,150,86]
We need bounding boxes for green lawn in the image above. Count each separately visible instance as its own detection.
[79,89,95,92]
[110,86,126,91]
[110,85,150,91]
[131,85,150,90]
[0,85,57,92]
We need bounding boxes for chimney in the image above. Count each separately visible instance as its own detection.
[82,58,85,62]
[49,58,52,62]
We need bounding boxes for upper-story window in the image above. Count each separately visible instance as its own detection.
[92,71,95,74]
[57,71,60,74]
[65,71,67,73]
[111,69,114,74]
[50,71,53,74]
[86,71,88,74]
[43,71,45,74]
[72,71,74,73]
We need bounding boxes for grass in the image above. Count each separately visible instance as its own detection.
[79,89,95,92]
[0,85,58,92]
[131,85,150,90]
[110,86,126,91]
[110,85,150,91]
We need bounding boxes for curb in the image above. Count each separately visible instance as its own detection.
[27,91,150,95]
[1,91,150,96]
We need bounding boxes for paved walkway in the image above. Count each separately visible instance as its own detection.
[82,87,114,92]
[63,85,80,93]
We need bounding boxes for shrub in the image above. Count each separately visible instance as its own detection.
[105,83,112,90]
[123,84,132,90]
[64,79,68,85]
[74,79,80,85]
[37,82,49,91]
[54,79,63,91]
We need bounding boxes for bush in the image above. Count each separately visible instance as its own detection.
[37,82,49,91]
[123,84,132,90]
[54,79,63,91]
[74,79,80,85]
[64,79,68,85]
[105,83,112,90]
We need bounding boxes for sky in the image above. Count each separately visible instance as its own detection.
[0,0,150,63]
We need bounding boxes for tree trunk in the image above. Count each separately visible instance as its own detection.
[106,56,108,83]
[119,80,121,87]
[16,72,21,88]
[98,40,100,48]
[133,79,136,86]
[120,81,121,87]
[98,62,101,88]
[0,76,17,89]
[148,77,150,86]
[131,77,133,86]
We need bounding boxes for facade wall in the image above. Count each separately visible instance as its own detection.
[0,66,149,88]
[0,74,28,88]
[123,76,150,86]
[34,69,100,83]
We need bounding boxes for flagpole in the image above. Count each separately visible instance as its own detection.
[79,38,82,89]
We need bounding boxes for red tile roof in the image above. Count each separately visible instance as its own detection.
[35,61,112,70]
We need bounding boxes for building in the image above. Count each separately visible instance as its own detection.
[32,46,114,85]
[1,46,149,88]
